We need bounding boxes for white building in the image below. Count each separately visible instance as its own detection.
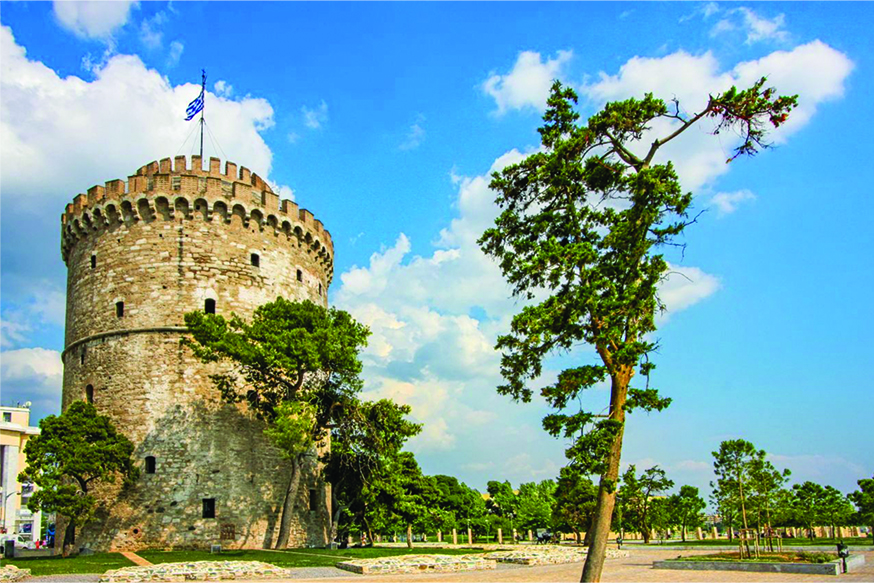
[1,404,42,546]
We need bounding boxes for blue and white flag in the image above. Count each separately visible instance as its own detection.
[185,90,204,121]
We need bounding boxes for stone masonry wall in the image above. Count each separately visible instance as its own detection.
[60,156,333,551]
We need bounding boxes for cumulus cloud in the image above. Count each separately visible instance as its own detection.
[0,347,63,415]
[166,40,184,67]
[660,265,721,318]
[711,189,756,216]
[710,7,790,44]
[0,24,275,212]
[302,100,329,129]
[483,50,572,115]
[582,41,853,191]
[336,148,719,457]
[53,0,137,40]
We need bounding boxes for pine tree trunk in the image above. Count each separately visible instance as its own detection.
[406,523,413,549]
[580,369,630,583]
[62,521,76,557]
[274,456,302,549]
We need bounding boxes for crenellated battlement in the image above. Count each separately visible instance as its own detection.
[61,156,333,281]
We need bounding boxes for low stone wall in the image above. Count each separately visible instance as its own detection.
[484,546,629,566]
[654,554,865,576]
[336,554,497,575]
[0,566,30,583]
[99,560,294,582]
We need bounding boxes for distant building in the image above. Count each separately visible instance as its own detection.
[0,405,42,546]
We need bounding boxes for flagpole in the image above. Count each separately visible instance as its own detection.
[199,70,206,159]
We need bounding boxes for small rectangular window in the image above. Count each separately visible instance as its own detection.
[91,255,97,269]
[202,498,216,518]
[2,412,11,423]
[250,253,260,267]
[116,301,124,318]
[296,269,303,282]
[318,283,322,296]
[205,299,216,314]
[145,456,156,474]
[85,385,94,404]
[309,488,319,512]
[80,346,86,365]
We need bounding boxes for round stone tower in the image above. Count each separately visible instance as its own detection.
[60,155,333,550]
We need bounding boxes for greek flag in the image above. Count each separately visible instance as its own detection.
[185,89,204,121]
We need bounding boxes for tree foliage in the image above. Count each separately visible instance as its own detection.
[184,297,370,548]
[849,475,874,544]
[667,485,706,542]
[478,77,796,581]
[618,465,674,544]
[19,401,138,554]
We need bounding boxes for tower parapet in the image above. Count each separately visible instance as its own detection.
[61,156,333,284]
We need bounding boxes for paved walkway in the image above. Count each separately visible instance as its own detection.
[278,548,874,582]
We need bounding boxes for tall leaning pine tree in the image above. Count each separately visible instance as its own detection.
[479,79,796,582]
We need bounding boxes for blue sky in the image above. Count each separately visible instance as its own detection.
[1,1,872,501]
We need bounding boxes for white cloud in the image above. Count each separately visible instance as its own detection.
[711,189,756,216]
[582,41,853,191]
[214,80,233,97]
[167,40,184,67]
[0,24,276,214]
[138,10,166,49]
[53,0,137,40]
[659,265,721,317]
[737,7,789,44]
[400,115,426,151]
[302,100,328,129]
[0,347,64,413]
[483,50,572,115]
[0,285,66,349]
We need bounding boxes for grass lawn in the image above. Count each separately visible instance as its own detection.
[139,546,491,569]
[1,553,135,576]
[643,537,872,547]
[670,551,837,564]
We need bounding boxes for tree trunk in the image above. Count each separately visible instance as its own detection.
[274,456,303,549]
[681,523,686,543]
[580,369,629,583]
[574,529,582,545]
[406,523,413,549]
[738,474,750,558]
[62,521,76,558]
[583,527,593,546]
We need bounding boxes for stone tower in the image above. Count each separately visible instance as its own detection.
[60,155,334,550]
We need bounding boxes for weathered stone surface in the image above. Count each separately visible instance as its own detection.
[99,560,294,582]
[483,546,629,566]
[336,555,497,575]
[0,565,30,583]
[60,156,333,551]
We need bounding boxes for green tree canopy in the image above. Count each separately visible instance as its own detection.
[478,78,796,581]
[667,485,706,542]
[553,466,598,544]
[618,465,674,544]
[849,475,874,545]
[19,401,138,554]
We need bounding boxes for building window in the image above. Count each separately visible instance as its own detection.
[80,346,86,365]
[318,283,322,296]
[2,412,11,423]
[91,255,97,269]
[202,498,216,519]
[116,301,124,318]
[309,488,319,512]
[296,269,302,282]
[205,299,216,314]
[85,385,94,404]
[250,253,260,267]
[145,456,156,474]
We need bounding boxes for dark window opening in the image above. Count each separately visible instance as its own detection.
[2,412,11,423]
[250,253,260,267]
[90,255,97,269]
[318,283,322,296]
[145,456,156,474]
[296,269,302,282]
[85,385,94,404]
[116,301,124,318]
[309,488,319,511]
[202,498,216,519]
[80,347,86,365]
[205,299,216,314]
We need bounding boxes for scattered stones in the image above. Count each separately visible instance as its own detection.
[336,554,497,575]
[0,565,30,583]
[99,560,293,583]
[484,545,629,566]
